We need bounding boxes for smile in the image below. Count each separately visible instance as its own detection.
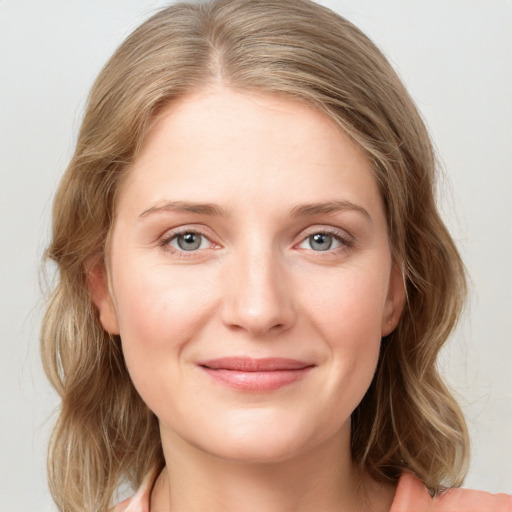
[198,357,315,392]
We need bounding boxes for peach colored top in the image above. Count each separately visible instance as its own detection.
[113,470,512,512]
[390,472,511,512]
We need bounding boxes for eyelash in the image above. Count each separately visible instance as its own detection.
[297,228,354,254]
[159,226,215,258]
[158,226,354,258]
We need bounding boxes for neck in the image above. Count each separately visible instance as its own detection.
[151,425,395,512]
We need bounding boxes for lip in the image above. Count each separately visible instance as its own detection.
[198,357,315,392]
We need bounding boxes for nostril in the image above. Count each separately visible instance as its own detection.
[220,264,296,336]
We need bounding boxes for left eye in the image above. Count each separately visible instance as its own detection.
[299,232,343,251]
[168,232,212,251]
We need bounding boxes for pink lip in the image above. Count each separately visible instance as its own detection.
[198,357,314,391]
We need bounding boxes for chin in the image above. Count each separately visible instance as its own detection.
[198,435,310,465]
[177,406,348,466]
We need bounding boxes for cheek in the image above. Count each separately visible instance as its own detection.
[114,261,213,338]
[111,262,217,388]
[303,264,389,343]
[300,265,389,404]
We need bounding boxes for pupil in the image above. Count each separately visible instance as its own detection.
[178,232,201,251]
[310,233,332,251]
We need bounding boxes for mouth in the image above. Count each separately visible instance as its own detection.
[197,357,315,392]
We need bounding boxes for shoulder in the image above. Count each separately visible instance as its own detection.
[391,472,512,512]
[110,468,159,512]
[111,492,149,512]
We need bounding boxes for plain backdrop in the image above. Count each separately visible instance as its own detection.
[1,0,511,509]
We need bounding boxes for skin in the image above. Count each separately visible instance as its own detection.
[91,87,404,512]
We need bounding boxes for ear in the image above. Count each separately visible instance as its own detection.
[87,259,120,335]
[381,262,406,337]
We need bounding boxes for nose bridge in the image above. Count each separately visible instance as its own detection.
[222,237,295,336]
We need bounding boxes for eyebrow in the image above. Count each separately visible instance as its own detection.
[138,199,371,222]
[139,201,228,218]
[289,200,372,222]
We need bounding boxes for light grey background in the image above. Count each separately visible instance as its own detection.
[1,0,510,509]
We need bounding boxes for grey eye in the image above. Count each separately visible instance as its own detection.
[308,233,334,251]
[176,232,203,251]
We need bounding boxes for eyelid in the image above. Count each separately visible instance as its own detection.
[159,225,219,256]
[294,225,354,251]
[157,224,354,257]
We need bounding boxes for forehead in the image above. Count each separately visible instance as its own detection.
[117,86,383,223]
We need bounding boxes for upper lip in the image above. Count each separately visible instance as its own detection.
[198,357,314,372]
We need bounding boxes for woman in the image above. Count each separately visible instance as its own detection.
[41,1,511,511]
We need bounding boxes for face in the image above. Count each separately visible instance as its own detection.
[91,87,404,464]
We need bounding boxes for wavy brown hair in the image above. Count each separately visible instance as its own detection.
[41,1,469,510]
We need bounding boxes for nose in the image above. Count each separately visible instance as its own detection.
[220,247,296,337]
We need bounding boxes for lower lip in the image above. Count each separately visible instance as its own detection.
[200,367,313,391]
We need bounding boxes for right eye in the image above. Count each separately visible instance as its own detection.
[163,231,214,252]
